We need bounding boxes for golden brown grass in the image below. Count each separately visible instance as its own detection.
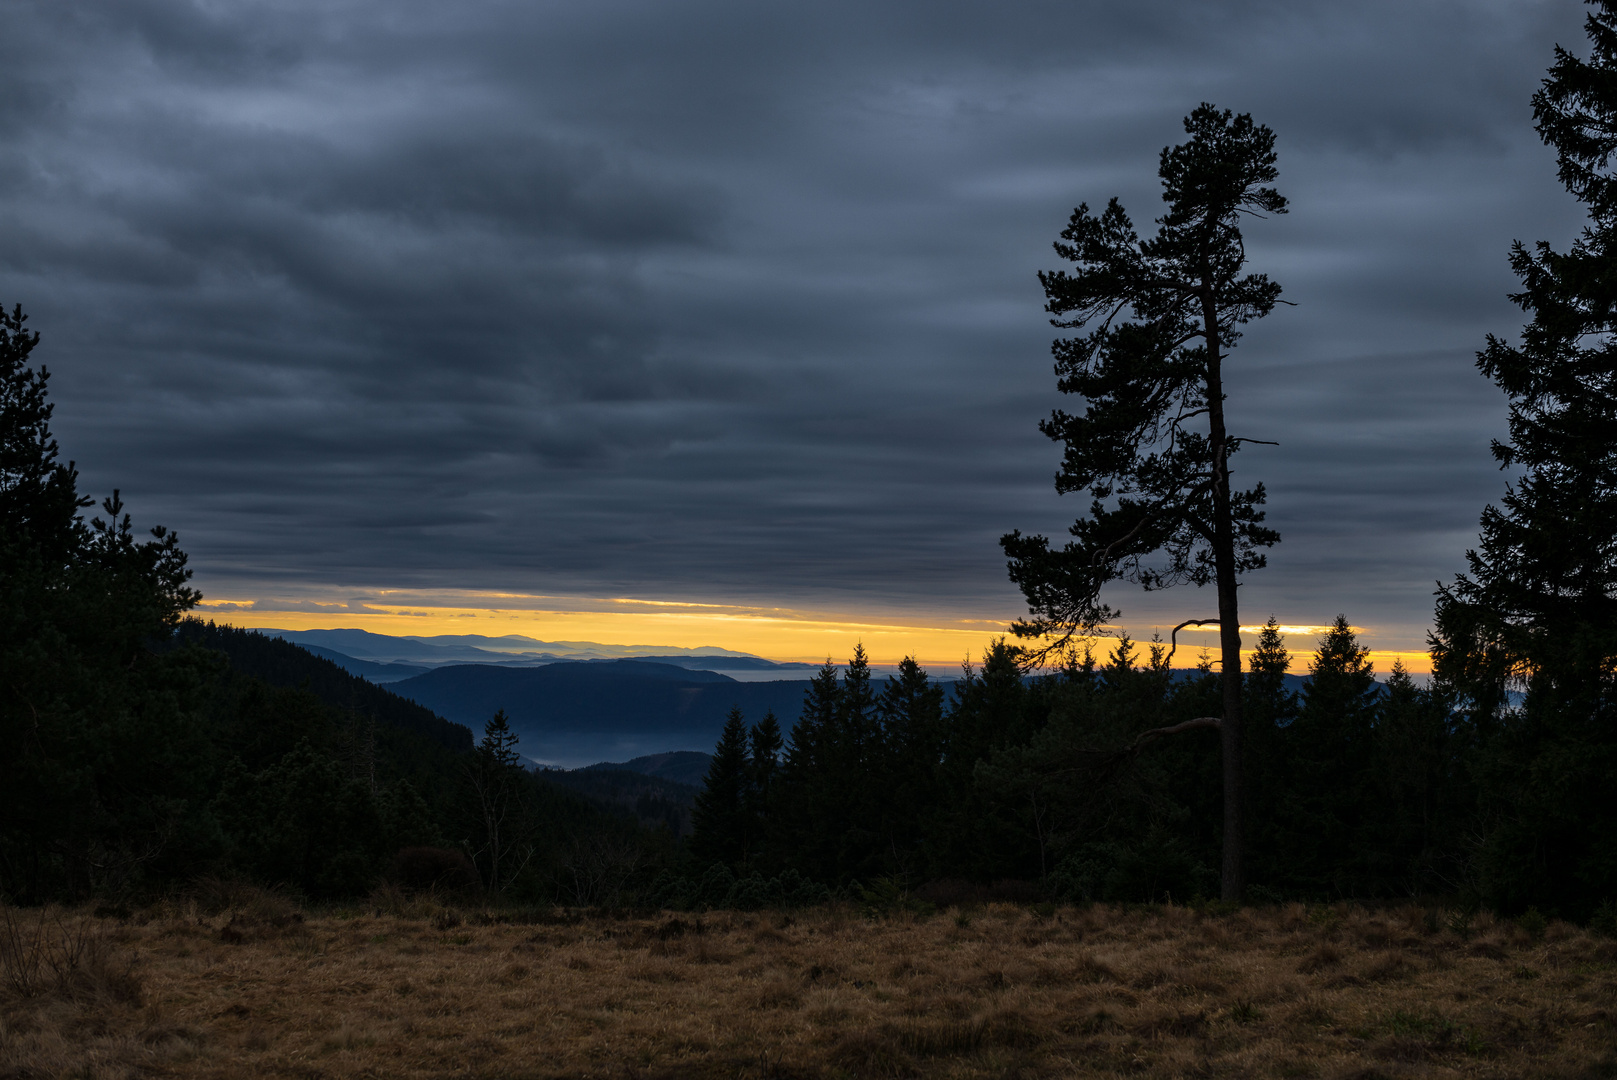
[3,896,1615,1079]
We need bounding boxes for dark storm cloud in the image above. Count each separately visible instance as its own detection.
[0,0,1591,638]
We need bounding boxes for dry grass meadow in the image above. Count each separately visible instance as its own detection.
[3,891,1615,1080]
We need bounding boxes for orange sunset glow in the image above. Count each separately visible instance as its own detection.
[194,592,1433,675]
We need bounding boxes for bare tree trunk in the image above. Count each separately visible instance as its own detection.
[1215,567,1244,903]
[1202,285,1245,904]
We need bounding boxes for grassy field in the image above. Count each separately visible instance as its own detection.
[2,893,1614,1079]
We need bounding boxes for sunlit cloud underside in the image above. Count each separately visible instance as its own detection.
[193,589,1433,675]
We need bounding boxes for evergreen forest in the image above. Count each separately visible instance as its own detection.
[3,6,1615,925]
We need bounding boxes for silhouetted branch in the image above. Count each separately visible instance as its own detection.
[1129,716,1221,747]
[1040,715,1223,784]
[1164,618,1220,667]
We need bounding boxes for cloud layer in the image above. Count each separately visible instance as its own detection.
[0,0,1592,648]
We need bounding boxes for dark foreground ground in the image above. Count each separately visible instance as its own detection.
[2,893,1614,1079]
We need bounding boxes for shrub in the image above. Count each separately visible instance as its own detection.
[394,846,480,894]
[0,909,142,1005]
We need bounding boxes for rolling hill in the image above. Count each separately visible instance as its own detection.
[583,750,715,788]
[173,620,473,753]
[389,661,812,766]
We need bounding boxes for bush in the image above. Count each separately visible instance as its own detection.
[0,909,142,1005]
[1592,899,1617,939]
[394,846,480,894]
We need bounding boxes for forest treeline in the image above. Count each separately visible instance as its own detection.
[685,629,1520,911]
[1,289,1609,916]
[0,303,674,904]
[680,9,1616,916]
[0,287,1608,916]
[678,10,1604,923]
[5,7,1615,920]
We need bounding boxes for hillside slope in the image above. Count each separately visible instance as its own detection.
[174,620,473,753]
[390,661,810,765]
[584,750,714,788]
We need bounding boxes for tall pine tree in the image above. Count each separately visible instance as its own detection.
[1002,106,1288,900]
[1432,0,1617,916]
[1,304,205,900]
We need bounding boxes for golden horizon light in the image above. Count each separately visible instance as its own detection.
[192,588,1434,675]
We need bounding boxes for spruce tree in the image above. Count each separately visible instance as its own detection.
[744,712,783,866]
[1279,617,1377,896]
[930,640,1033,881]
[1242,617,1297,892]
[1432,0,1617,915]
[748,711,782,804]
[465,710,536,894]
[785,660,840,777]
[691,706,751,869]
[0,303,88,558]
[481,708,522,768]
[1002,105,1288,900]
[0,303,204,900]
[776,660,840,879]
[1367,661,1465,896]
[825,646,877,793]
[1244,617,1295,721]
[875,657,945,879]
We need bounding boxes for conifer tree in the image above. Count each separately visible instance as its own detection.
[874,657,945,878]
[829,645,882,875]
[481,708,522,768]
[1244,617,1295,720]
[748,711,782,805]
[1,303,203,900]
[825,645,877,789]
[1278,617,1376,895]
[744,711,783,866]
[776,660,840,878]
[0,303,88,558]
[878,658,945,779]
[1432,0,1617,915]
[785,660,840,777]
[1366,661,1465,895]
[465,710,536,894]
[1302,617,1376,726]
[930,640,1033,880]
[1241,617,1296,891]
[1002,105,1288,900]
[691,706,751,868]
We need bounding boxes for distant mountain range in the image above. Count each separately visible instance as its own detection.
[292,643,431,682]
[387,660,811,767]
[225,627,1366,768]
[258,628,817,682]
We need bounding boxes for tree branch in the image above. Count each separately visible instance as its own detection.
[1129,716,1221,748]
[1164,619,1220,666]
[1035,715,1224,782]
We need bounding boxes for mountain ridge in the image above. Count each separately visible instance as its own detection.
[260,628,775,664]
[388,661,811,767]
[582,750,714,788]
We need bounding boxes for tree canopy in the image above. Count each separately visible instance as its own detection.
[1002,104,1288,900]
[1432,0,1617,918]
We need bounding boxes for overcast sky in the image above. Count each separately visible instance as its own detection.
[0,0,1593,659]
